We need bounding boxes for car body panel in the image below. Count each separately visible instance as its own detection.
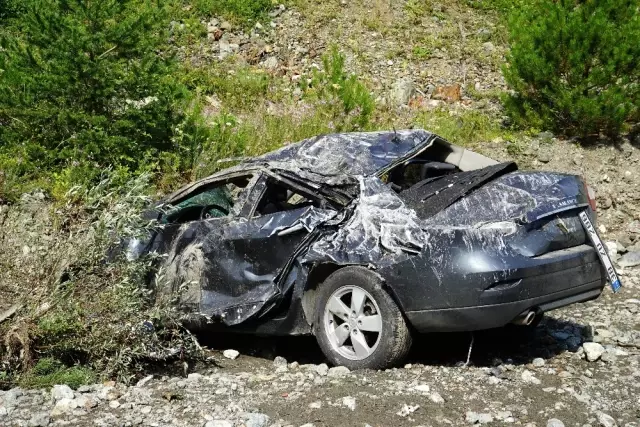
[138,130,614,334]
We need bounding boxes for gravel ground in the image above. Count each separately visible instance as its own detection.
[1,266,638,427]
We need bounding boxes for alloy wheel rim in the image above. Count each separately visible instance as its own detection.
[323,285,383,361]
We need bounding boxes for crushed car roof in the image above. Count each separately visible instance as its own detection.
[165,130,498,204]
[246,129,434,178]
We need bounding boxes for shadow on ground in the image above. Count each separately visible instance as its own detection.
[196,316,587,369]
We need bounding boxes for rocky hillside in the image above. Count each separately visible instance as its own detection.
[1,1,639,426]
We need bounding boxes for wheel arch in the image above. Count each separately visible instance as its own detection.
[300,263,406,328]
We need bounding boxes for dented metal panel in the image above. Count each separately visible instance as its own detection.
[140,130,606,328]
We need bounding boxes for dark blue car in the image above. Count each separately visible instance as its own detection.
[130,130,617,369]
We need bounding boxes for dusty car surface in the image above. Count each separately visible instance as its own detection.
[132,130,619,369]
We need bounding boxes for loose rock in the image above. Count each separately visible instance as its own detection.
[327,366,350,377]
[51,385,74,401]
[596,412,617,427]
[223,349,240,360]
[390,78,415,106]
[583,342,605,361]
[466,411,494,424]
[547,419,565,427]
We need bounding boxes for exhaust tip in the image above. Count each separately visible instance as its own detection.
[511,309,538,326]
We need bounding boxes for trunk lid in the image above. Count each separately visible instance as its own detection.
[424,171,592,257]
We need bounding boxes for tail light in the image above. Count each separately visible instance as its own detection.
[583,179,597,211]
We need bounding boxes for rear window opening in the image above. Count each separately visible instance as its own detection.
[386,160,460,192]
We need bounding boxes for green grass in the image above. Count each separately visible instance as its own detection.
[19,358,96,389]
[414,109,521,147]
[180,64,275,111]
[190,0,272,25]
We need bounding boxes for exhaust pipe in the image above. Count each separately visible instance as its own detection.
[511,310,537,326]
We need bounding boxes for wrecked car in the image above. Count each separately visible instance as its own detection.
[129,130,620,369]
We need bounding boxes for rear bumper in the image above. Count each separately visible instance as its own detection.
[406,281,603,332]
[404,245,606,332]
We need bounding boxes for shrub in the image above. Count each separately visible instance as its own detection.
[0,0,26,21]
[305,46,375,131]
[0,0,188,199]
[503,0,640,137]
[0,173,203,386]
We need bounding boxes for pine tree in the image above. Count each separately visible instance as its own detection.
[503,0,640,137]
[0,0,186,181]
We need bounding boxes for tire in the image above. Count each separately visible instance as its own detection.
[313,266,412,370]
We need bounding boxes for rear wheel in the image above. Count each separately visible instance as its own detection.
[314,267,412,370]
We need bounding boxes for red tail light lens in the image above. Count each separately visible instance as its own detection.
[584,181,597,211]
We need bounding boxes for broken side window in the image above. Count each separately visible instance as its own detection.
[162,175,253,224]
[254,178,321,217]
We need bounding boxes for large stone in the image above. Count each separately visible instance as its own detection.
[273,356,287,367]
[136,375,154,387]
[187,373,203,381]
[327,366,350,377]
[51,385,74,401]
[245,413,270,427]
[433,84,462,103]
[466,411,494,424]
[414,384,430,393]
[50,398,75,417]
[205,421,233,427]
[342,396,356,411]
[596,412,617,427]
[314,363,329,376]
[521,369,541,384]
[390,78,415,106]
[219,41,240,59]
[3,388,23,407]
[28,412,51,427]
[618,251,640,267]
[429,392,445,403]
[482,41,495,54]
[583,342,605,361]
[262,57,279,70]
[547,419,565,427]
[222,349,240,360]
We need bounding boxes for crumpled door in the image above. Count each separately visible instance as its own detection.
[160,204,336,325]
[198,205,337,324]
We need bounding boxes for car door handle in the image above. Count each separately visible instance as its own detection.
[277,223,306,236]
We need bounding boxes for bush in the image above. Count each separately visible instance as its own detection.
[304,46,375,131]
[0,0,189,199]
[0,0,26,21]
[503,0,640,137]
[0,173,203,386]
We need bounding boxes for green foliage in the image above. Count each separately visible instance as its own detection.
[191,0,272,24]
[0,0,26,21]
[465,0,524,12]
[415,109,517,147]
[180,65,273,110]
[19,358,95,389]
[305,46,375,131]
[412,46,432,60]
[503,0,640,137]
[0,173,203,385]
[0,0,189,200]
